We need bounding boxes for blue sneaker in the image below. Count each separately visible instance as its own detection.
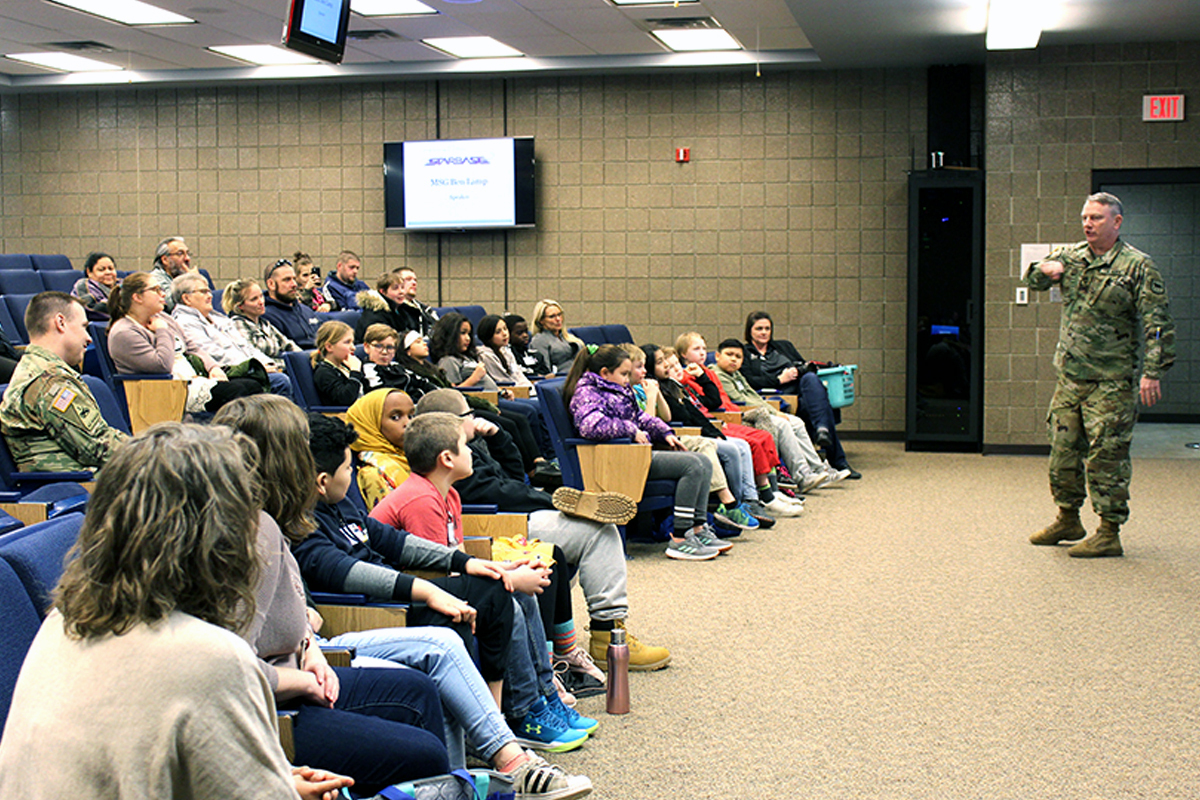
[511,696,589,753]
[714,502,760,531]
[545,692,600,735]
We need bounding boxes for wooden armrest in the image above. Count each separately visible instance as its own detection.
[123,379,188,434]
[779,394,799,412]
[764,397,782,411]
[713,410,743,426]
[278,712,296,762]
[321,647,354,668]
[475,390,499,405]
[674,426,702,436]
[576,442,652,502]
[507,385,531,399]
[463,514,527,543]
[314,603,407,636]
[0,501,51,526]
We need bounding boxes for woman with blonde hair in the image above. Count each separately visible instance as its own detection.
[224,277,301,366]
[0,422,352,800]
[530,299,584,374]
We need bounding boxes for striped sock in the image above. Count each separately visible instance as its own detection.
[674,505,695,537]
[552,621,577,656]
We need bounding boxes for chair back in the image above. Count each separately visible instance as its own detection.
[0,558,42,736]
[2,295,38,343]
[0,272,46,295]
[0,255,34,271]
[599,324,634,345]
[534,378,585,490]
[39,269,84,293]
[0,512,85,617]
[81,375,132,435]
[316,309,363,331]
[570,326,606,345]
[282,350,348,413]
[29,254,73,271]
[0,300,21,345]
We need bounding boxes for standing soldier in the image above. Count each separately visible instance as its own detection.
[1025,192,1175,558]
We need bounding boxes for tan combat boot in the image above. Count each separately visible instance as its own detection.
[1067,519,1123,558]
[589,621,672,672]
[1030,507,1087,546]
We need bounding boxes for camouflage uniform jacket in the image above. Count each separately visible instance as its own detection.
[1026,238,1175,382]
[0,344,129,471]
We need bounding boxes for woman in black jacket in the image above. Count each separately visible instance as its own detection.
[742,310,859,478]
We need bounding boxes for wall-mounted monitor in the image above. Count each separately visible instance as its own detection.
[384,137,536,232]
[282,0,351,64]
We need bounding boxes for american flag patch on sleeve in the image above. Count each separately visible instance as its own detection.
[51,388,77,413]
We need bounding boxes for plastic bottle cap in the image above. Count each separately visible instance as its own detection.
[609,628,626,646]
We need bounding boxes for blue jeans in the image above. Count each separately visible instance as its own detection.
[288,666,448,795]
[790,371,847,468]
[501,592,556,720]
[715,436,757,502]
[267,370,294,399]
[324,626,514,768]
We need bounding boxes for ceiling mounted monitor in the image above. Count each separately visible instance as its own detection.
[282,0,352,64]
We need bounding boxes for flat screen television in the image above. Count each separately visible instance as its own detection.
[384,137,536,231]
[282,0,351,64]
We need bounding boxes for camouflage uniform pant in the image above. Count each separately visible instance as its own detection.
[1046,375,1137,524]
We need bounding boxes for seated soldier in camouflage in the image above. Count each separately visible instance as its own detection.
[0,292,129,472]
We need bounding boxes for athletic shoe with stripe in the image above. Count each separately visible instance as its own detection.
[507,750,593,800]
[665,531,720,561]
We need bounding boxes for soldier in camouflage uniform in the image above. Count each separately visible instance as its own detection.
[1024,192,1175,557]
[0,292,128,472]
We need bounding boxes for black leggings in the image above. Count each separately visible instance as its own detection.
[409,573,515,683]
[204,377,264,412]
[534,544,572,637]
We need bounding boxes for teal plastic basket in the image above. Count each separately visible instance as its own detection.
[817,364,857,408]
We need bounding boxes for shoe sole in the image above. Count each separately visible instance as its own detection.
[712,512,758,531]
[552,487,637,525]
[512,733,588,753]
[664,548,719,561]
[514,778,594,800]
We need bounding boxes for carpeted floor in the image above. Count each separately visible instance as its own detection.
[554,440,1200,799]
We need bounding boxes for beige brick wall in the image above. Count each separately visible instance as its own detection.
[984,41,1200,446]
[0,68,926,433]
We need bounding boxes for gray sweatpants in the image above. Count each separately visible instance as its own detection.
[647,449,713,535]
[527,510,629,622]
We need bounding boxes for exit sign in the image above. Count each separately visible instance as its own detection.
[1143,94,1185,121]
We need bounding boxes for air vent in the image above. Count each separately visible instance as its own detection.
[347,29,402,42]
[643,17,721,29]
[44,40,113,52]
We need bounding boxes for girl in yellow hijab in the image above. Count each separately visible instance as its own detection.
[346,388,415,509]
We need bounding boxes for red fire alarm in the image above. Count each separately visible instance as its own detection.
[675,147,690,163]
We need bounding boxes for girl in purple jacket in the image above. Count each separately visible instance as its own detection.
[563,345,728,562]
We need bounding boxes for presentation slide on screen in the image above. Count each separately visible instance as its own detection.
[403,138,516,229]
[299,0,340,42]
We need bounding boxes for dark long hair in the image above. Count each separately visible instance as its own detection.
[562,343,630,405]
[744,310,774,343]
[429,312,479,362]
[477,314,506,362]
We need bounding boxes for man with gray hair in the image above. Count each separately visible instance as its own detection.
[150,236,195,310]
[1025,191,1175,557]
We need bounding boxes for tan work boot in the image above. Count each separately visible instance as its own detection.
[1030,507,1087,546]
[1067,519,1123,558]
[589,621,671,672]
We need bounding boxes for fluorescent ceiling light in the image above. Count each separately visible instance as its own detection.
[351,0,437,16]
[422,37,523,58]
[986,0,1042,49]
[46,0,193,25]
[651,28,741,52]
[5,52,124,71]
[209,45,320,65]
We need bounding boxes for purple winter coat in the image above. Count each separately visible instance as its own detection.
[569,371,674,442]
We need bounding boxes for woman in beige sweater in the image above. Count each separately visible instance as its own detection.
[0,423,352,800]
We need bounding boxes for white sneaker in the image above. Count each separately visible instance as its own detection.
[763,496,804,517]
[799,472,828,493]
[824,466,852,484]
